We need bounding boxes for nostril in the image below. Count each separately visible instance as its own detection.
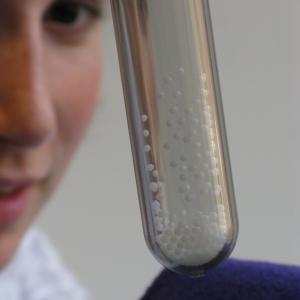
[0,99,57,149]
[0,110,56,149]
[0,127,54,149]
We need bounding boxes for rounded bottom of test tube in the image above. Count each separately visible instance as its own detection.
[149,205,237,277]
[154,242,235,278]
[155,209,226,264]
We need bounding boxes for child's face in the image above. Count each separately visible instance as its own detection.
[0,0,103,267]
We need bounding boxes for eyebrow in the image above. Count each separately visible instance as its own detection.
[58,0,104,7]
[81,0,106,12]
[63,0,107,16]
[85,0,108,18]
[82,0,105,6]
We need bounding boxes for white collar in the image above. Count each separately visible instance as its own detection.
[0,228,91,300]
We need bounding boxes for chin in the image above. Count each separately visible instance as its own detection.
[0,227,25,269]
[0,192,42,269]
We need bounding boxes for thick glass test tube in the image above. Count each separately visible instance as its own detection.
[110,0,238,277]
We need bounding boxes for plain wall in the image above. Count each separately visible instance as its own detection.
[37,1,300,299]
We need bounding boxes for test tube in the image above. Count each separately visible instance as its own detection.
[110,0,238,277]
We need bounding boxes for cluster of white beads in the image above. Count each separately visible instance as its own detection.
[154,204,227,266]
[141,113,164,214]
[139,68,228,267]
[158,69,222,206]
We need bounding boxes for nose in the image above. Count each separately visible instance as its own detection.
[0,32,56,149]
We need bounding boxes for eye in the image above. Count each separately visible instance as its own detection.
[44,0,102,30]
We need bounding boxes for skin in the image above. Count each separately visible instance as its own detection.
[0,0,103,268]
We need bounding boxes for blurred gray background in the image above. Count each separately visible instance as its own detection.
[37,1,300,299]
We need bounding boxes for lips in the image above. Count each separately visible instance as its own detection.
[0,180,33,225]
[0,179,33,197]
[0,182,26,194]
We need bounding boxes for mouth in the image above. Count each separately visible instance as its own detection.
[0,179,35,226]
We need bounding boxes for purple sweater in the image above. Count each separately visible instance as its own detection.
[140,259,300,300]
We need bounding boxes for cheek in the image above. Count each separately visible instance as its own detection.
[59,66,101,147]
[47,46,102,152]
